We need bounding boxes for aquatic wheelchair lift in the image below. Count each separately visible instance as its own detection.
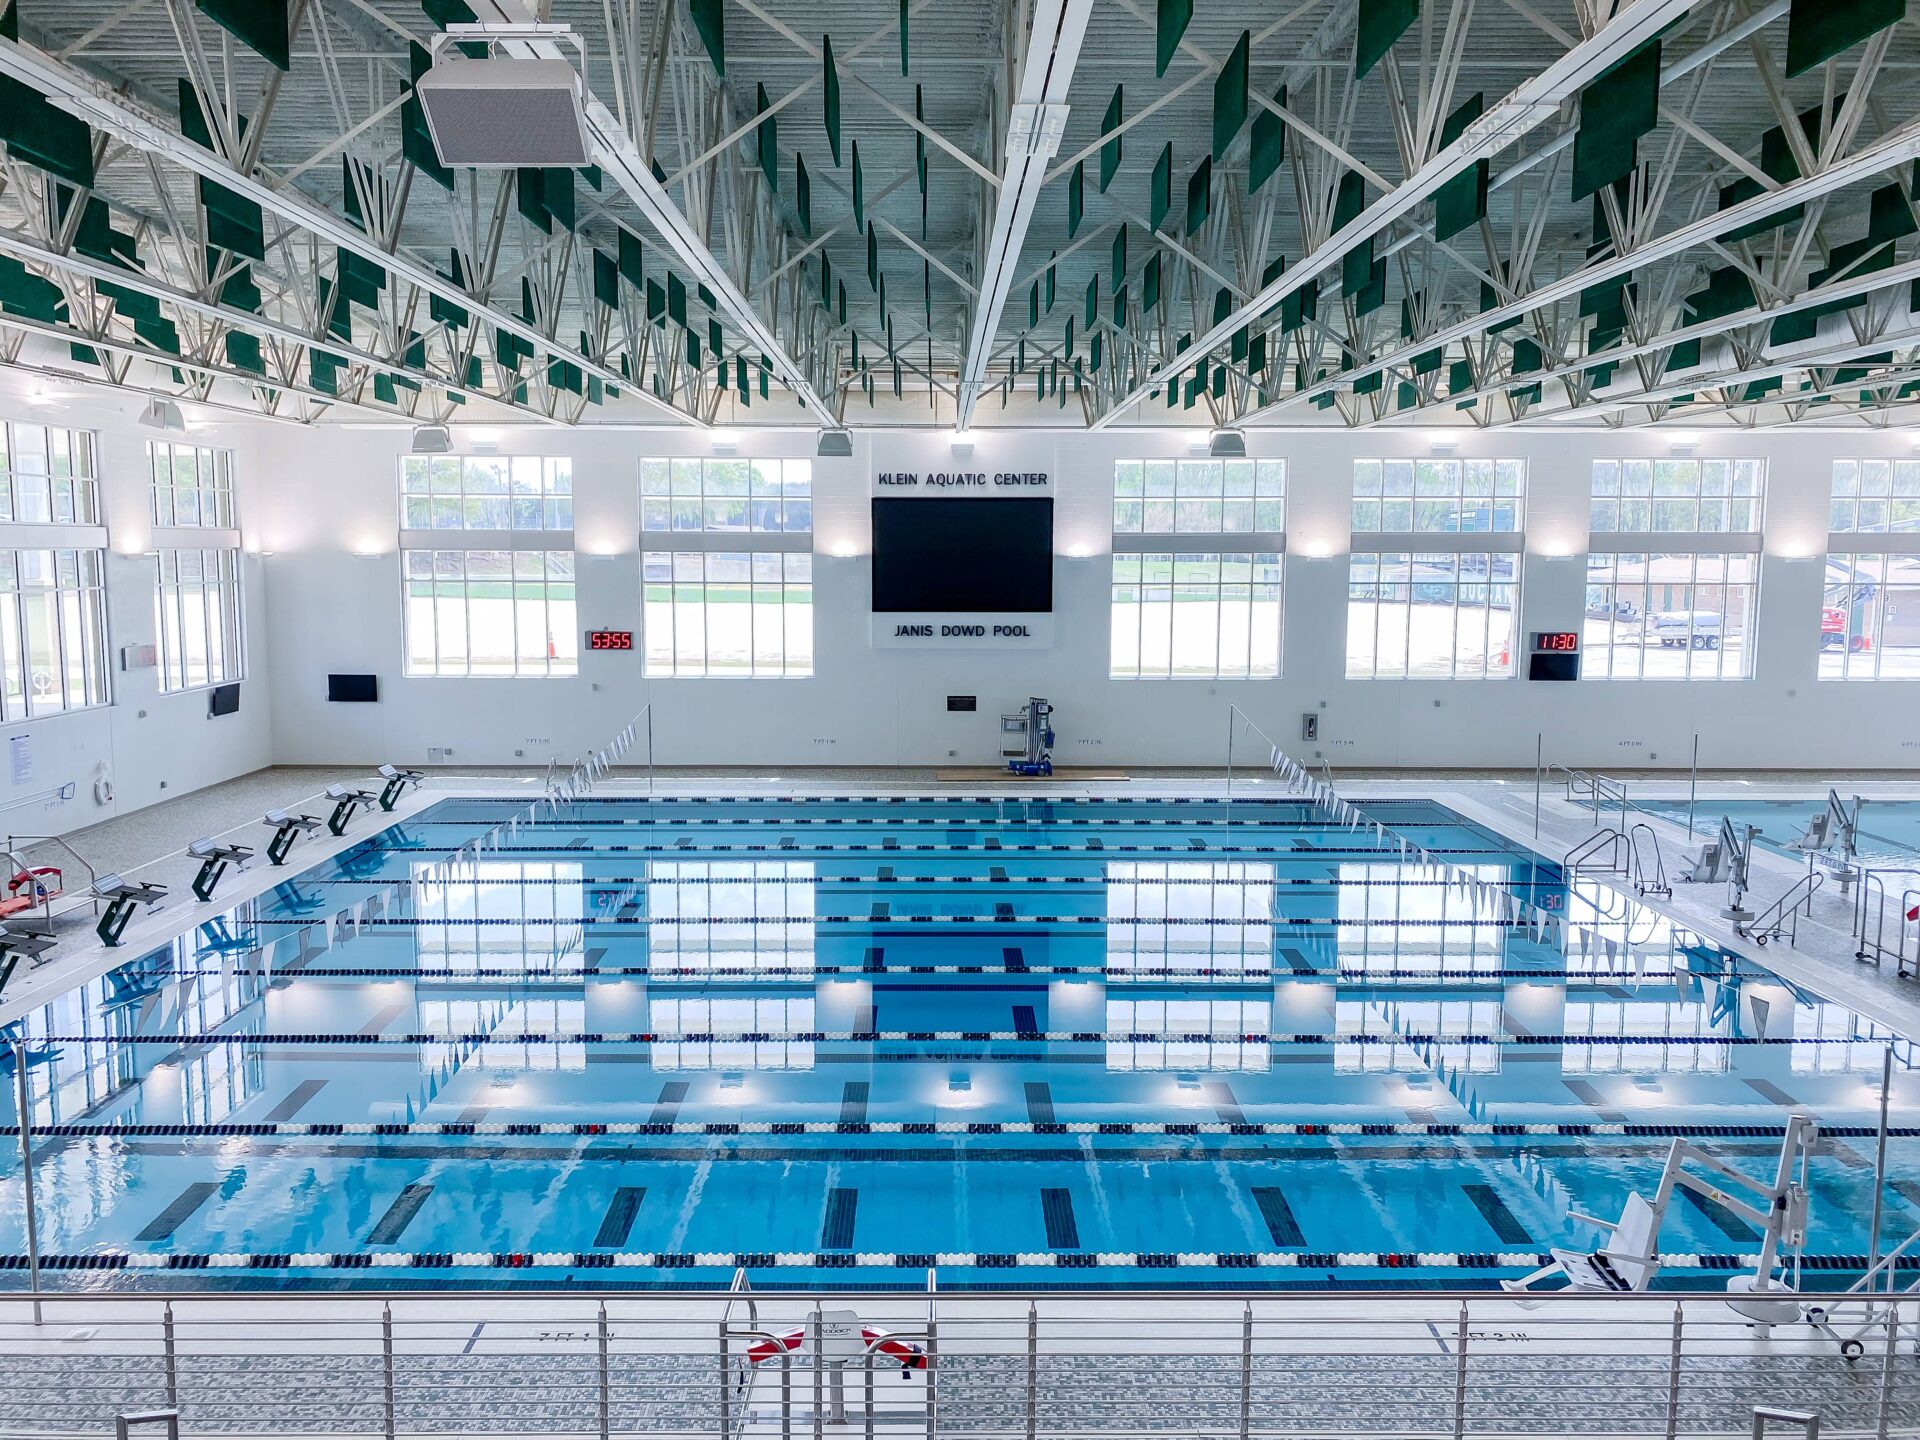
[1502,1113,1818,1325]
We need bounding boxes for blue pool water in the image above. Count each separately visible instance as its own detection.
[1,793,1916,1292]
[1637,797,1920,867]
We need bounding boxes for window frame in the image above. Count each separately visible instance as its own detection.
[154,546,245,693]
[400,454,573,532]
[1109,457,1286,679]
[400,548,579,678]
[1821,459,1920,682]
[1,422,100,525]
[148,440,234,529]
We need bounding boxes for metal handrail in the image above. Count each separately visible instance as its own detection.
[1737,870,1825,947]
[1628,822,1671,898]
[3,832,100,925]
[1854,867,1920,970]
[1564,828,1627,876]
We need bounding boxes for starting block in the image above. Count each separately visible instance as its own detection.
[0,922,55,996]
[325,784,381,836]
[186,838,255,902]
[93,875,168,947]
[263,810,323,865]
[377,764,425,811]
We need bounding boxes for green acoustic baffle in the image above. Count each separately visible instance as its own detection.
[1571,38,1659,200]
[796,154,812,236]
[1150,143,1173,231]
[1280,278,1315,333]
[1248,85,1287,194]
[1112,224,1127,287]
[1262,253,1285,287]
[194,0,290,70]
[1449,357,1475,403]
[1353,258,1387,316]
[1155,0,1192,77]
[541,168,575,230]
[226,332,264,374]
[1869,182,1918,243]
[756,85,778,192]
[823,36,842,165]
[1213,31,1249,160]
[1085,277,1099,332]
[593,250,620,309]
[1100,87,1124,192]
[1717,106,1817,242]
[1786,0,1903,77]
[0,69,95,190]
[516,168,552,233]
[1143,253,1161,313]
[1335,172,1371,295]
[690,0,725,73]
[1433,93,1488,242]
[1068,162,1084,239]
[852,141,865,229]
[646,278,666,324]
[1355,0,1417,78]
[668,273,688,328]
[867,223,879,290]
[1186,157,1210,235]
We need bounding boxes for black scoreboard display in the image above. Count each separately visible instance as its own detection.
[1527,631,1579,681]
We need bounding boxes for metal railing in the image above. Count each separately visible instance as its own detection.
[0,832,99,926]
[1854,868,1920,974]
[0,1288,1914,1439]
[1566,827,1629,877]
[1630,822,1673,898]
[1737,870,1826,948]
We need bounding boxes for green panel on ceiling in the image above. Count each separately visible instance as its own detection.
[1586,360,1617,388]
[668,272,688,327]
[1262,253,1284,287]
[867,223,879,290]
[1355,0,1417,78]
[1432,92,1488,242]
[1571,39,1659,200]
[516,169,551,233]
[1248,85,1286,194]
[1342,238,1374,297]
[1353,370,1382,396]
[1280,279,1315,332]
[136,315,182,355]
[401,93,455,192]
[1786,0,1904,77]
[1068,161,1084,238]
[206,199,266,261]
[710,319,723,359]
[1101,86,1124,192]
[194,0,290,71]
[1091,332,1103,372]
[1412,347,1441,376]
[1247,331,1264,374]
[541,168,575,230]
[1231,325,1247,364]
[1480,281,1519,333]
[98,278,158,323]
[756,85,778,192]
[1334,170,1364,230]
[226,331,264,374]
[1213,31,1249,160]
[1112,225,1127,288]
[1352,257,1387,316]
[690,0,725,74]
[1084,278,1099,332]
[1185,157,1210,235]
[823,36,842,164]
[310,350,344,394]
[1449,357,1474,393]
[1112,285,1127,328]
[619,228,645,287]
[853,141,865,229]
[1029,282,1039,330]
[1396,381,1416,410]
[580,166,601,191]
[1212,288,1231,327]
[0,74,95,189]
[647,278,665,323]
[374,373,398,406]
[1511,337,1541,374]
[1869,182,1918,244]
[1144,253,1161,312]
[1508,383,1540,404]
[0,3,15,41]
[1150,143,1173,231]
[594,250,620,308]
[1155,0,1192,77]
[796,153,812,236]
[1682,267,1754,322]
[1045,259,1056,310]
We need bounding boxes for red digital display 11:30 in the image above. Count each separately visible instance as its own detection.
[1531,631,1580,652]
[586,630,634,651]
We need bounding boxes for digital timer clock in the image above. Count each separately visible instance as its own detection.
[585,630,634,651]
[1531,631,1580,652]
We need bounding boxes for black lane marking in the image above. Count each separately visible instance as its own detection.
[1561,1080,1629,1124]
[1743,1078,1799,1107]
[1679,1186,1760,1242]
[840,1082,869,1125]
[454,1102,494,1126]
[1041,1188,1080,1249]
[136,1181,222,1242]
[593,1187,646,1248]
[853,1005,877,1032]
[1250,1186,1304,1247]
[1012,1005,1038,1033]
[1279,947,1316,974]
[358,1002,408,1037]
[583,948,608,972]
[1461,1183,1533,1245]
[864,947,885,971]
[1024,1082,1056,1125]
[1003,947,1026,972]
[1207,1081,1246,1127]
[648,1082,690,1127]
[261,1079,328,1123]
[821,1188,858,1249]
[367,1183,433,1244]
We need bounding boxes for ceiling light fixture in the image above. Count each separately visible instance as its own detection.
[816,428,853,458]
[1208,427,1247,458]
[411,424,453,455]
[139,398,187,433]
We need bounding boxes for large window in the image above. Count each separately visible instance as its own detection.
[399,456,576,677]
[150,441,243,692]
[156,549,243,692]
[1110,458,1284,677]
[2,423,98,523]
[403,550,577,677]
[149,440,233,527]
[1821,460,1920,680]
[401,455,572,529]
[1583,458,1764,679]
[1345,459,1522,679]
[0,549,109,718]
[640,457,813,677]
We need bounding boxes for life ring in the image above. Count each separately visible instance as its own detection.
[745,1326,927,1373]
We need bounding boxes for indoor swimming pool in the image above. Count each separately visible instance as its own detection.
[1,793,1915,1292]
[1637,797,1920,867]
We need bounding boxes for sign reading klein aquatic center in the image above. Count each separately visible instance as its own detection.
[872,470,1052,494]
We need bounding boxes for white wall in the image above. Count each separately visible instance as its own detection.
[0,374,276,839]
[250,419,1920,772]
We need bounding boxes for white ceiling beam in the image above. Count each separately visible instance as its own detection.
[1090,0,1704,430]
[954,0,1095,430]
[1269,115,1920,421]
[458,0,840,429]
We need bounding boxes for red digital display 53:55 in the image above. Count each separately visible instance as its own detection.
[1531,631,1580,652]
[586,630,634,651]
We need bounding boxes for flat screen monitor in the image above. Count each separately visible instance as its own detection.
[327,673,379,703]
[871,497,1053,612]
[208,682,240,717]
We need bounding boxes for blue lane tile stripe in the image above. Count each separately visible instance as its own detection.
[1459,1184,1532,1246]
[367,1184,433,1245]
[648,1082,689,1126]
[135,1181,222,1243]
[593,1188,646,1249]
[822,1189,858,1250]
[1251,1187,1304,1247]
[1024,1082,1055,1126]
[840,1082,869,1125]
[1678,1186,1760,1242]
[1041,1188,1080,1250]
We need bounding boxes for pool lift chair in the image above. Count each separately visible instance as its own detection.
[1502,1113,1818,1324]
[262,810,324,865]
[1785,790,1867,897]
[377,764,426,811]
[1681,817,1759,923]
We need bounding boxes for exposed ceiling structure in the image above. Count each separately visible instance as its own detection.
[0,0,1917,430]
